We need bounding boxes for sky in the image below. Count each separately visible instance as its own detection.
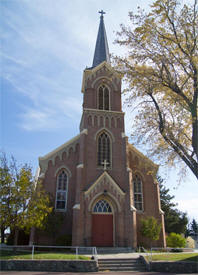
[0,0,197,223]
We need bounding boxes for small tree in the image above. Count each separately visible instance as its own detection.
[140,216,161,248]
[166,232,186,248]
[158,176,188,234]
[0,152,52,244]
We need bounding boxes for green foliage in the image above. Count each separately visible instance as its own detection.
[55,234,72,246]
[6,230,29,245]
[190,219,198,236]
[146,253,198,262]
[166,232,186,248]
[158,176,188,234]
[44,211,64,241]
[114,0,198,180]
[186,236,195,249]
[0,250,90,260]
[140,216,161,247]
[0,152,52,244]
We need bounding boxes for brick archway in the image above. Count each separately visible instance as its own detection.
[91,199,113,247]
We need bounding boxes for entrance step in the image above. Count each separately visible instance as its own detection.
[96,247,134,254]
[98,258,146,272]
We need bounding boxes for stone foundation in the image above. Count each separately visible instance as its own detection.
[0,259,98,272]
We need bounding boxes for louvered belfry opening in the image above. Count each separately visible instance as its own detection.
[98,85,109,110]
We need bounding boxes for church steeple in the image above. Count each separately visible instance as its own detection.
[92,10,110,68]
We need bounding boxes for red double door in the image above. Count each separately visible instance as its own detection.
[92,214,113,247]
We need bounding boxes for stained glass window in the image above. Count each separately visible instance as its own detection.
[97,132,111,167]
[56,171,68,210]
[93,199,112,213]
[133,175,143,211]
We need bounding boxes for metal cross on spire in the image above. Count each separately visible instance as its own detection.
[99,10,106,17]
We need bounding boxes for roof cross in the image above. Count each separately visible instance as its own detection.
[99,10,106,17]
[101,159,109,170]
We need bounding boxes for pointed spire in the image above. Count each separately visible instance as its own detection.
[92,10,110,68]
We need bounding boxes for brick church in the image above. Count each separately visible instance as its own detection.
[34,11,166,248]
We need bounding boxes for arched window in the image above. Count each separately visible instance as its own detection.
[55,170,68,210]
[97,132,111,167]
[98,85,109,110]
[133,174,143,211]
[93,199,112,213]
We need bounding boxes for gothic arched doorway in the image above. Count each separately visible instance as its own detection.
[91,199,113,247]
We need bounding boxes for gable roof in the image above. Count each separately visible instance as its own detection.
[84,171,125,196]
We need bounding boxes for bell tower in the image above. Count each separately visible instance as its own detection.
[72,11,137,248]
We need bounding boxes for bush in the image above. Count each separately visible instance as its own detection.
[55,234,72,246]
[166,232,186,248]
[170,248,183,252]
[186,236,195,248]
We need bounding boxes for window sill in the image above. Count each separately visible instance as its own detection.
[55,209,67,212]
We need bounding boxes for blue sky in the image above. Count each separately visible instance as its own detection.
[1,0,197,222]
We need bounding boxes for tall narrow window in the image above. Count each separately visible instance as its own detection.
[97,132,111,167]
[133,175,143,211]
[98,85,109,110]
[55,171,68,210]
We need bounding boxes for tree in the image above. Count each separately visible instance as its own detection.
[166,232,186,247]
[44,210,64,244]
[158,176,188,234]
[189,218,198,236]
[0,152,52,244]
[140,216,161,248]
[114,0,198,180]
[0,152,12,243]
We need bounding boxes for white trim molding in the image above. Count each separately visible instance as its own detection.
[77,164,84,169]
[73,204,80,210]
[55,165,72,178]
[130,205,137,212]
[85,171,125,197]
[80,129,88,135]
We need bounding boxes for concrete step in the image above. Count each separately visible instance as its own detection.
[98,257,146,272]
[98,258,146,272]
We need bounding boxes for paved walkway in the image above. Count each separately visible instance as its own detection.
[0,272,197,275]
[95,252,142,259]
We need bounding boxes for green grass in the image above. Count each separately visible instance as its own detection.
[0,250,90,260]
[146,253,198,262]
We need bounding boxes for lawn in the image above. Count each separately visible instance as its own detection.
[0,249,90,260]
[146,253,198,262]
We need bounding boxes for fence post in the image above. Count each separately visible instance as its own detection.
[76,247,78,260]
[32,245,34,260]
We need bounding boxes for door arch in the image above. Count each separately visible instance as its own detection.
[91,199,113,247]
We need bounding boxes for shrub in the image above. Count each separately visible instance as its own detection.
[186,236,195,248]
[55,234,72,246]
[166,232,186,248]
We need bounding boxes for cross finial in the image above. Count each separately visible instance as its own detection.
[101,159,109,170]
[99,10,106,18]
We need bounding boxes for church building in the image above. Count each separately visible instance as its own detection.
[35,11,166,248]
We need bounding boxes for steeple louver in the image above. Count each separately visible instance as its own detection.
[92,10,110,68]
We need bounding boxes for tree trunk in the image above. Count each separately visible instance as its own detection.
[29,227,35,245]
[1,227,5,244]
[14,228,19,245]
